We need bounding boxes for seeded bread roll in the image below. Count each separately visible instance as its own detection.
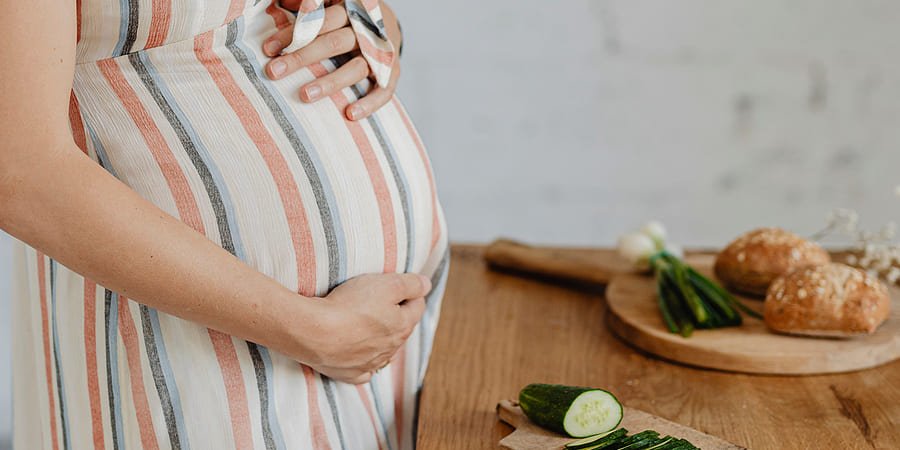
[764,263,890,337]
[714,227,830,296]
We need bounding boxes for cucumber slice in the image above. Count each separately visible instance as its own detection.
[668,439,698,450]
[618,437,660,450]
[565,429,620,449]
[586,433,629,450]
[643,437,676,450]
[567,429,628,449]
[519,384,623,438]
[605,431,659,450]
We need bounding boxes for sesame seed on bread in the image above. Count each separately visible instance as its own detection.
[764,263,890,337]
[714,227,831,297]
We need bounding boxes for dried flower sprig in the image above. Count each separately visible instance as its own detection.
[812,200,900,284]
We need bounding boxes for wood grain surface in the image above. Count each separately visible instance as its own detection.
[607,254,900,375]
[496,400,742,450]
[416,245,900,450]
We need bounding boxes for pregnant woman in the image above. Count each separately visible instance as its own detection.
[2,0,448,448]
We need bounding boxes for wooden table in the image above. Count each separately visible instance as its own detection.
[416,245,900,449]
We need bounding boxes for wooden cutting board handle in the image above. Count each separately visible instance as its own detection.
[484,239,618,286]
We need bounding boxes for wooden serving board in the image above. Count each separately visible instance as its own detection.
[496,400,742,450]
[607,254,900,375]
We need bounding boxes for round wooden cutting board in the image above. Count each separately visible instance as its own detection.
[607,254,900,375]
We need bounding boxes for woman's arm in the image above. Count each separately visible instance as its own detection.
[0,0,428,384]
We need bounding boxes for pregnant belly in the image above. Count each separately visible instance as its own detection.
[71,17,444,297]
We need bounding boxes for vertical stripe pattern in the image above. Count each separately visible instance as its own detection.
[16,1,449,449]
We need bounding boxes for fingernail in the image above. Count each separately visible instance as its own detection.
[264,39,282,56]
[348,105,364,120]
[304,85,322,101]
[269,60,286,78]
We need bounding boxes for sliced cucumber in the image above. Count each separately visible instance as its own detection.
[565,429,620,449]
[585,433,629,450]
[567,429,628,449]
[618,437,660,450]
[643,437,676,450]
[519,384,623,438]
[668,439,698,450]
[605,431,659,450]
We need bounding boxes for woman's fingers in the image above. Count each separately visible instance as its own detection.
[263,5,349,57]
[299,56,368,102]
[376,273,431,305]
[319,366,374,385]
[266,26,358,80]
[262,26,295,57]
[320,4,350,34]
[346,65,401,120]
[399,296,426,334]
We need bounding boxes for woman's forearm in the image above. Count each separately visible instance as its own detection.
[0,142,325,362]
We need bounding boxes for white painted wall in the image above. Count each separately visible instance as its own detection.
[3,1,900,445]
[393,0,900,247]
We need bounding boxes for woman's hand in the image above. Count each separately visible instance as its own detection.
[262,1,403,121]
[302,272,431,384]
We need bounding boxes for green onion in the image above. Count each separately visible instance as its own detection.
[649,251,758,337]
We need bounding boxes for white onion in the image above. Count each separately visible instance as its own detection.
[640,220,667,249]
[665,243,684,259]
[617,232,656,267]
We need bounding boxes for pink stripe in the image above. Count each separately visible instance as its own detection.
[146,0,172,48]
[391,349,405,448]
[357,33,395,67]
[309,63,398,273]
[355,385,386,450]
[83,279,106,449]
[194,31,318,295]
[36,252,61,450]
[98,57,256,447]
[117,297,161,450]
[68,93,89,156]
[302,366,332,450]
[75,0,82,43]
[391,98,441,250]
[96,59,205,233]
[224,0,246,24]
[208,330,254,447]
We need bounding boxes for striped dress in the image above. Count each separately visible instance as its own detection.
[11,1,449,449]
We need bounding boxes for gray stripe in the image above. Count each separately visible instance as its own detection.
[49,260,70,450]
[224,20,342,290]
[367,381,395,450]
[104,289,122,450]
[139,306,183,449]
[127,53,237,256]
[121,0,139,55]
[300,5,325,23]
[247,344,279,450]
[321,376,348,450]
[347,82,415,272]
[346,1,387,40]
